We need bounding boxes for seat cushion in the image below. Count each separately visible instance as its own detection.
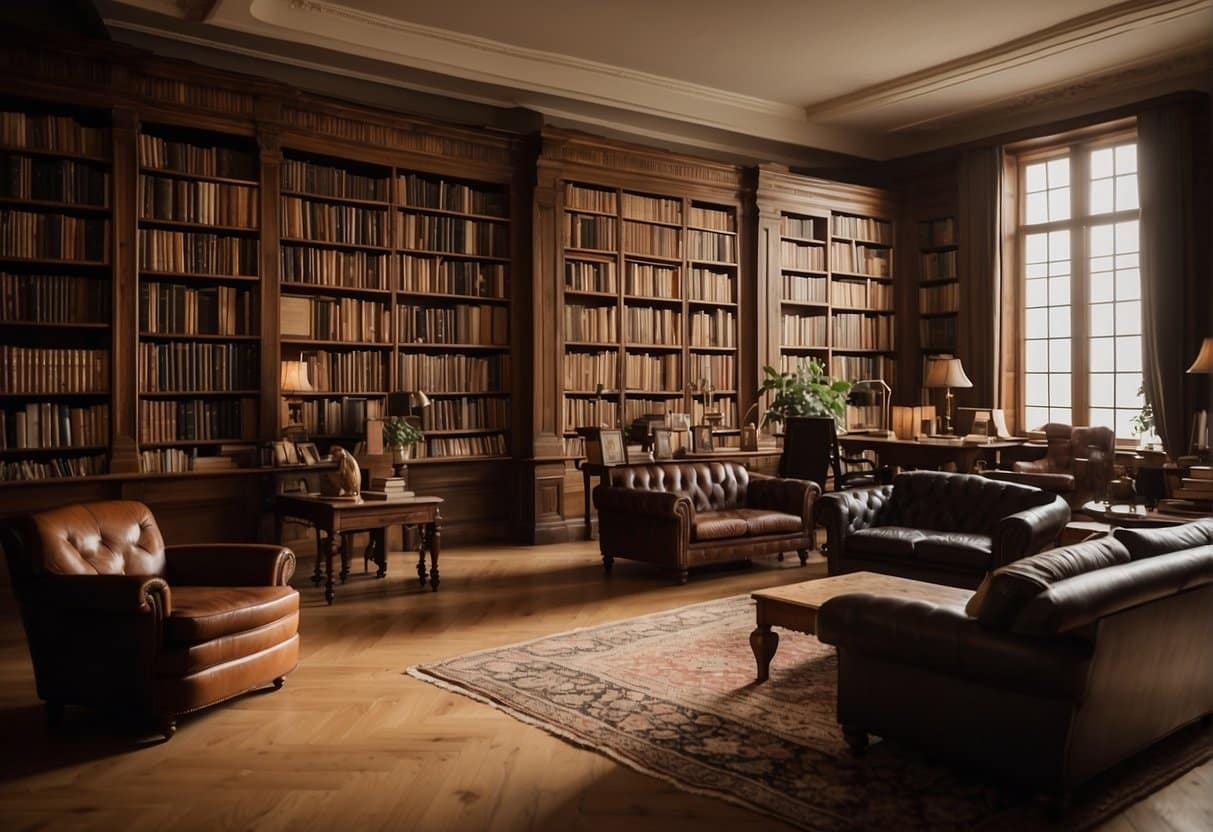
[847,526,925,558]
[691,511,748,541]
[156,610,299,676]
[166,586,299,643]
[916,532,994,569]
[734,508,803,537]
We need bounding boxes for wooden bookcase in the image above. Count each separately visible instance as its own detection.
[917,215,960,356]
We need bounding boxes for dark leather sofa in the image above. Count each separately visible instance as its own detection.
[594,461,819,583]
[816,470,1071,589]
[817,519,1213,796]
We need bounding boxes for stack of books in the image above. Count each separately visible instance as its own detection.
[363,476,413,501]
[1172,465,1213,504]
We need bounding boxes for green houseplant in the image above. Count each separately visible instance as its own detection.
[757,360,852,428]
[382,417,424,476]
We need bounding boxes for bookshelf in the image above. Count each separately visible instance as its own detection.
[917,216,959,356]
[0,97,113,481]
[137,124,261,473]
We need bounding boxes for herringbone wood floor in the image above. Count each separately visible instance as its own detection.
[0,541,1208,832]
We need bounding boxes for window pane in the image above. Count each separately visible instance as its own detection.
[1047,158,1070,187]
[1025,162,1047,192]
[1025,278,1048,307]
[1025,340,1048,371]
[1049,374,1072,407]
[1115,410,1137,439]
[1090,408,1115,432]
[1050,407,1072,425]
[1026,263,1048,279]
[1090,255,1113,272]
[1026,308,1049,338]
[1116,373,1143,408]
[1115,252,1139,269]
[1049,306,1071,338]
[1025,233,1048,263]
[1090,337,1115,371]
[1090,178,1114,214]
[1115,269,1140,300]
[1115,220,1139,253]
[1091,148,1114,179]
[1115,144,1136,174]
[1026,373,1049,406]
[1090,373,1115,407]
[1048,276,1070,306]
[1048,187,1071,221]
[1025,407,1050,430]
[1049,259,1070,277]
[1049,230,1070,261]
[1090,224,1114,256]
[1116,174,1138,211]
[1090,272,1114,303]
[1090,303,1114,336]
[1116,300,1141,335]
[1049,338,1071,372]
[1026,192,1048,224]
[1116,335,1142,371]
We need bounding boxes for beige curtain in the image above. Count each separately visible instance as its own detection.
[956,147,1003,408]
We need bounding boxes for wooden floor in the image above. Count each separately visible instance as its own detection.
[0,541,1208,832]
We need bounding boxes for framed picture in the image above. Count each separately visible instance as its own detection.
[691,425,714,453]
[665,412,691,432]
[599,428,627,466]
[297,442,321,465]
[652,428,673,460]
[739,423,759,452]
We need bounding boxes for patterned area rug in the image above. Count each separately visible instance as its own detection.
[409,595,1210,831]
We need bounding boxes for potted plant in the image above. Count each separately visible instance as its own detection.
[758,359,852,429]
[382,417,424,477]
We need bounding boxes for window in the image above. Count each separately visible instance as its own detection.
[1018,131,1152,441]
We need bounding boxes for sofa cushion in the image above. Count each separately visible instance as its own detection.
[156,610,300,676]
[691,511,748,541]
[734,508,802,537]
[848,526,925,558]
[965,536,1131,628]
[166,586,299,643]
[916,532,993,569]
[1113,519,1213,560]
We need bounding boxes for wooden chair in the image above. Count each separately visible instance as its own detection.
[779,416,887,491]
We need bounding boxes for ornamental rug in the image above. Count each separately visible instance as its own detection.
[408,594,1210,832]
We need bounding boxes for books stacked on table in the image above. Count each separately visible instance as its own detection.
[1169,466,1213,508]
[363,476,414,501]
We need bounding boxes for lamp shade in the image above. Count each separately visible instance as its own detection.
[279,360,313,393]
[411,390,432,410]
[1187,338,1213,373]
[924,357,973,389]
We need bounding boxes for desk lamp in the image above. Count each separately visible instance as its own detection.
[280,359,313,440]
[924,357,972,435]
[1187,337,1213,457]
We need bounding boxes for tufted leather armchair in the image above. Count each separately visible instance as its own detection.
[815,470,1070,589]
[593,461,820,582]
[985,423,1115,508]
[1,501,300,739]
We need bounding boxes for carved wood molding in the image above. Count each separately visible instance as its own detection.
[755,166,895,218]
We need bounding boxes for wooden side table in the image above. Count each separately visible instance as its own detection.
[273,494,443,604]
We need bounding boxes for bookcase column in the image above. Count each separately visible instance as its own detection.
[257,127,283,439]
[530,162,565,458]
[109,107,139,474]
[753,199,783,435]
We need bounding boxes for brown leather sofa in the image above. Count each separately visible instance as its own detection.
[816,519,1213,797]
[594,461,819,583]
[985,422,1115,508]
[816,470,1070,589]
[1,500,300,739]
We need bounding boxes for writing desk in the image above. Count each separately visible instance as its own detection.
[837,435,1026,474]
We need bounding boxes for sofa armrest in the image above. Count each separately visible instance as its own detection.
[746,475,820,526]
[986,470,1076,493]
[993,496,1071,567]
[593,485,693,522]
[165,544,296,587]
[816,593,1093,700]
[815,485,894,551]
[35,574,171,616]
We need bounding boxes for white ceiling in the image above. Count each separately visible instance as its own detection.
[105,0,1212,160]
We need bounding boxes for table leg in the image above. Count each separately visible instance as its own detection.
[339,535,352,584]
[750,603,779,682]
[428,514,441,592]
[416,525,428,589]
[372,528,387,579]
[325,533,338,605]
[311,529,324,586]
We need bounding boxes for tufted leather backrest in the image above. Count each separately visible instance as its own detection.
[885,471,1054,533]
[608,462,749,511]
[24,501,166,577]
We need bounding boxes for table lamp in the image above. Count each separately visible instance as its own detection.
[924,357,972,435]
[1187,337,1213,455]
[280,359,313,439]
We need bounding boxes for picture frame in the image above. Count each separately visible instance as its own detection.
[599,428,628,466]
[691,425,714,453]
[739,423,758,452]
[297,442,321,466]
[652,428,673,460]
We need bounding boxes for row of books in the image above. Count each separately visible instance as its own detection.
[281,159,390,202]
[782,240,825,272]
[562,350,617,391]
[624,352,680,391]
[289,396,383,437]
[920,282,960,314]
[833,279,891,309]
[300,350,386,393]
[140,175,257,228]
[624,306,680,345]
[139,447,243,473]
[565,304,616,342]
[622,192,681,225]
[564,398,619,432]
[831,242,890,276]
[831,354,893,381]
[0,346,109,393]
[0,111,107,157]
[2,155,109,206]
[562,436,585,457]
[782,215,822,240]
[139,135,256,181]
[689,353,735,391]
[782,314,827,347]
[139,342,258,392]
[0,210,108,261]
[139,229,258,275]
[565,259,615,293]
[921,250,957,280]
[689,309,736,347]
[687,267,733,303]
[280,295,389,343]
[399,213,509,257]
[920,317,957,349]
[414,433,507,459]
[139,398,257,443]
[280,245,389,290]
[564,183,616,214]
[565,214,615,250]
[398,173,507,217]
[1,454,106,481]
[689,205,734,233]
[626,262,678,298]
[782,274,827,303]
[833,215,891,244]
[401,255,507,298]
[0,272,108,323]
[921,218,956,247]
[419,396,509,431]
[835,314,894,350]
[398,354,511,393]
[140,282,256,336]
[1,402,108,449]
[623,220,680,259]
[397,303,509,346]
[280,196,388,247]
[688,229,736,263]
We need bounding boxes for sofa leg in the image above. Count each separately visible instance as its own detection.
[272,676,286,691]
[602,554,614,574]
[677,569,689,584]
[156,716,177,741]
[842,725,869,754]
[44,702,63,733]
[797,549,808,566]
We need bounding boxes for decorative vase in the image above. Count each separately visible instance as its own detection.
[391,443,413,480]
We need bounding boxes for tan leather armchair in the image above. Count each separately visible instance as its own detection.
[1,500,300,739]
[986,423,1115,507]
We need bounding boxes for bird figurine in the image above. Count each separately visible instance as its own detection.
[328,446,361,498]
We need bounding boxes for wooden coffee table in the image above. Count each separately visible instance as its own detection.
[749,571,971,681]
